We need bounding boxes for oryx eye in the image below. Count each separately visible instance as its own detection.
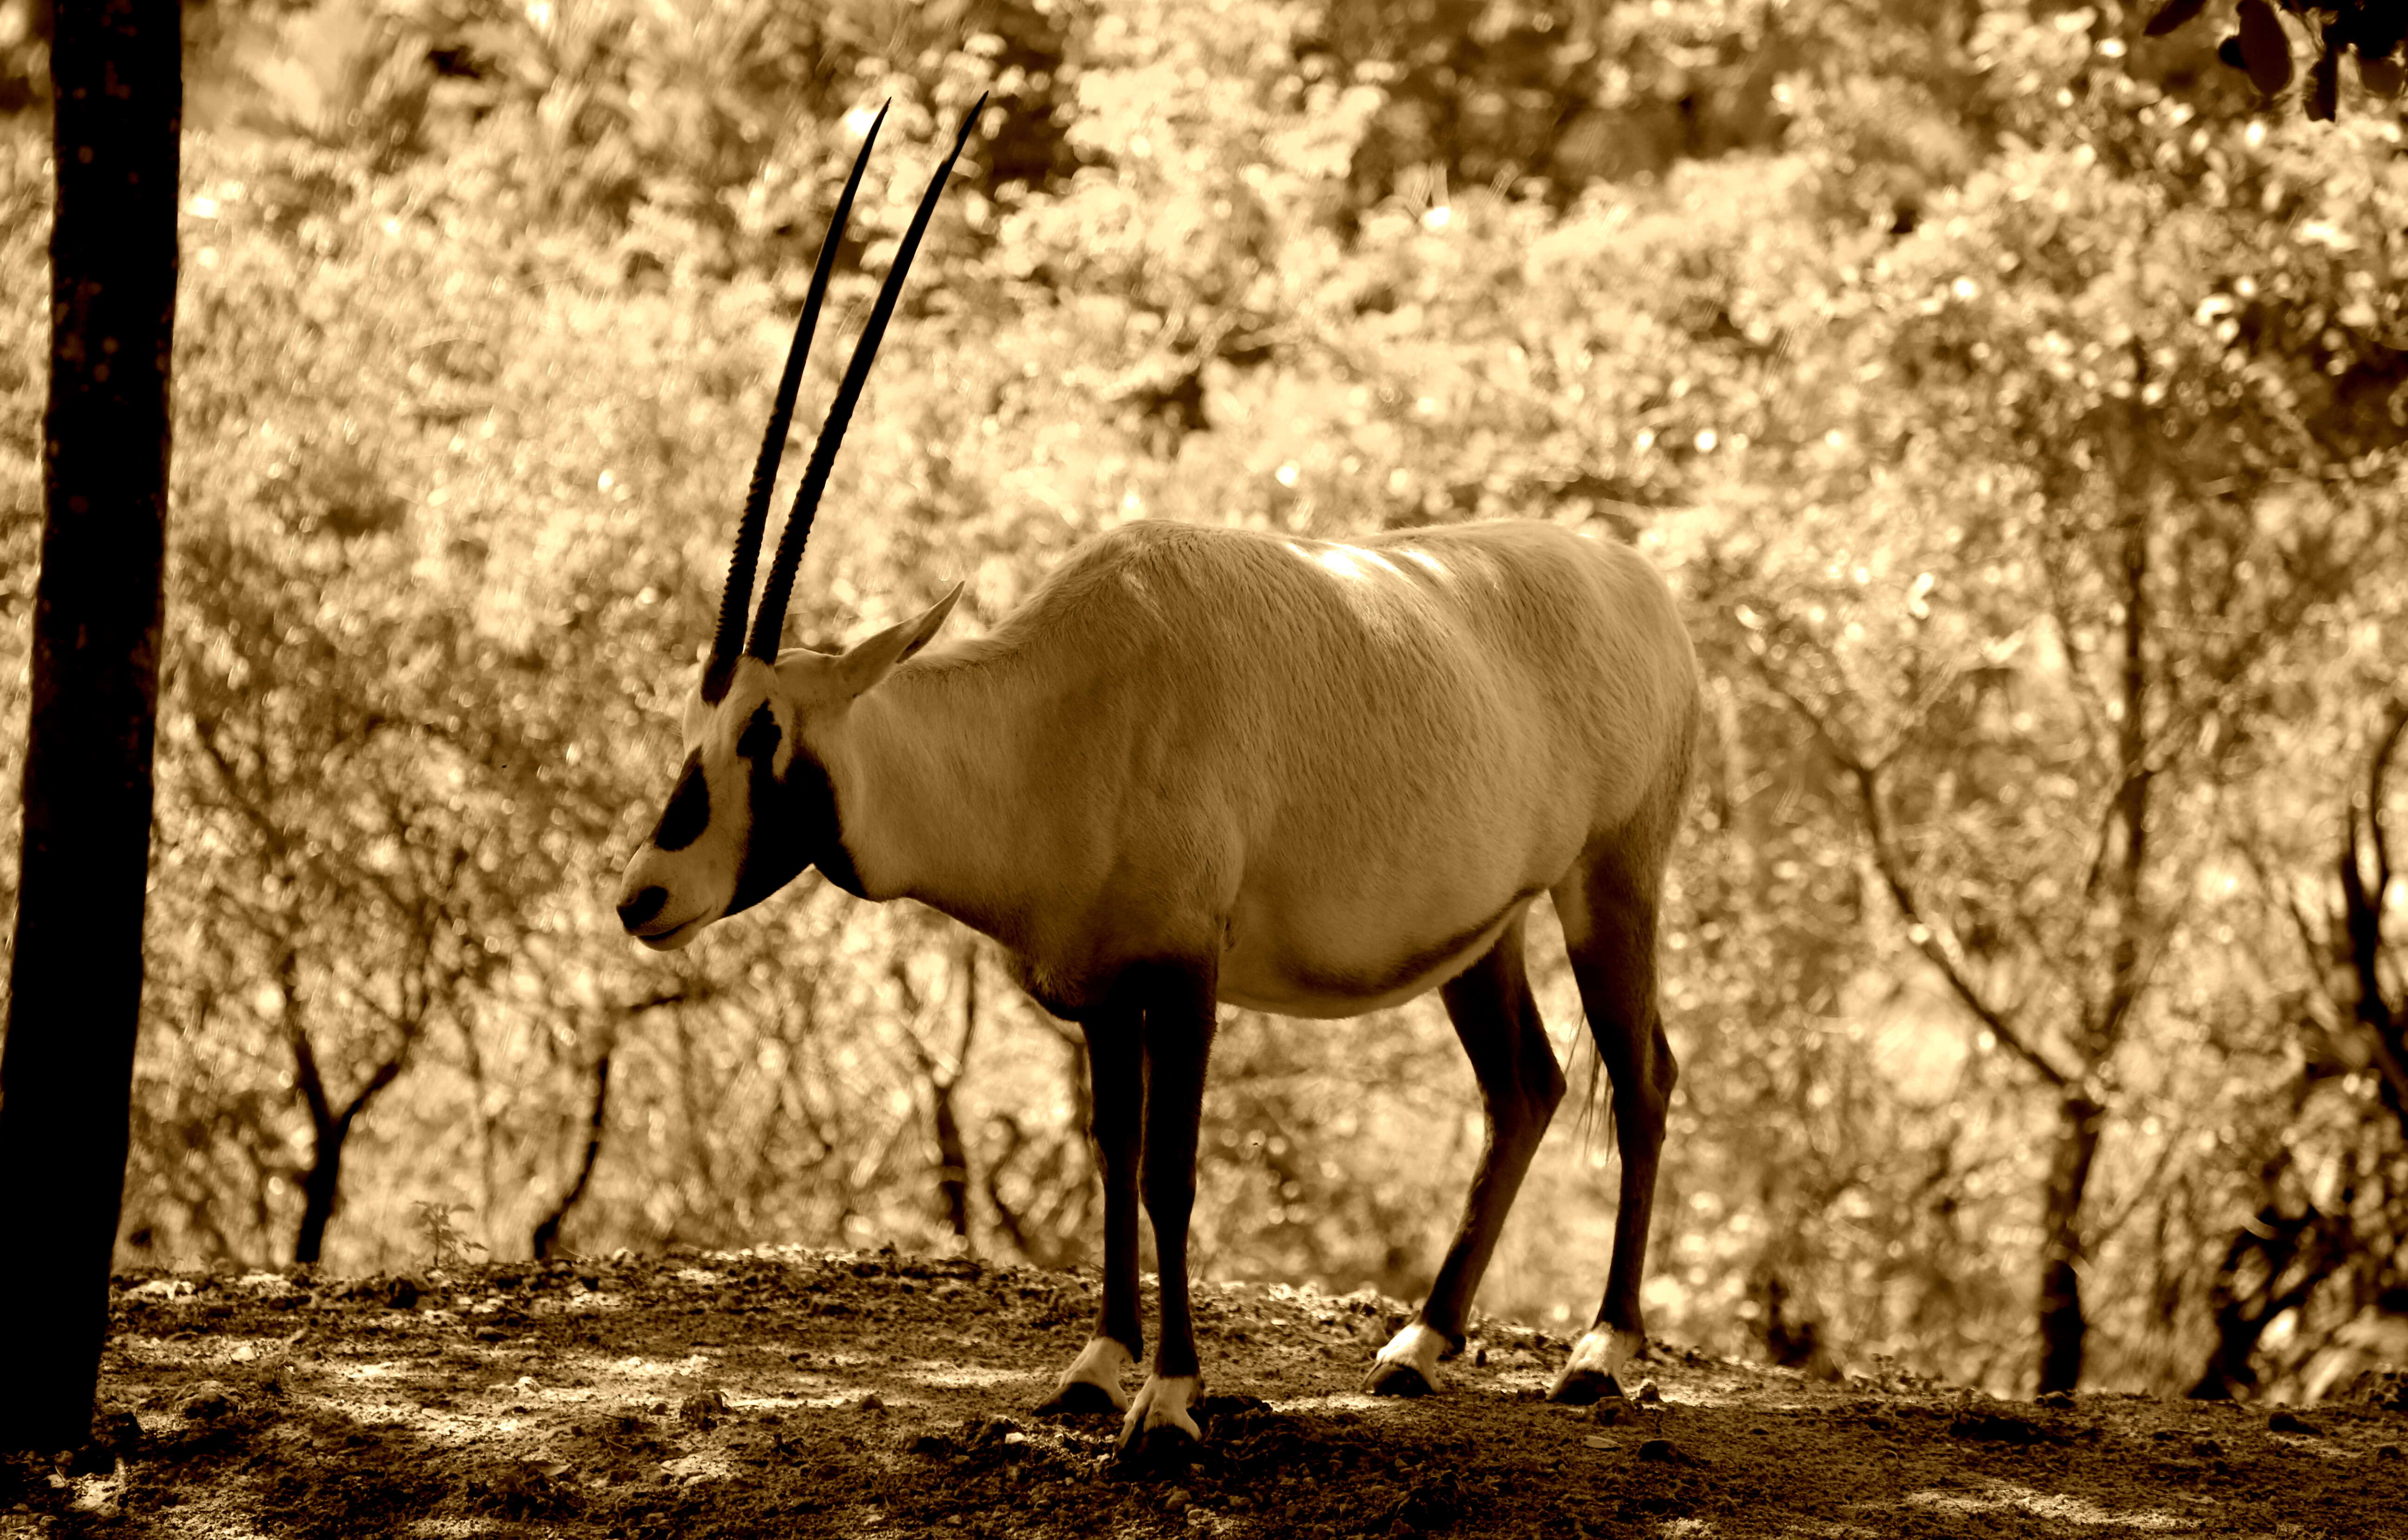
[736,704,781,764]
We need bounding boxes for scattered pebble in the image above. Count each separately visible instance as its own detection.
[2266,1410,2321,1436]
[178,1386,235,1422]
[91,1409,141,1455]
[1949,1410,2048,1445]
[858,1393,885,1413]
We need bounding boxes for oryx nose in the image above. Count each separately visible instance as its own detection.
[618,886,668,932]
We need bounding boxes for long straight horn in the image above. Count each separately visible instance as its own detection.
[746,93,987,663]
[702,102,890,702]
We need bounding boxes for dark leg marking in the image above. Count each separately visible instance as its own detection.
[1121,958,1218,1461]
[1369,912,1564,1397]
[1549,842,1677,1406]
[1038,1016,1144,1417]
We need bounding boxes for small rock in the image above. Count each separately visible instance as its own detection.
[2375,1444,2401,1460]
[2192,1438,2223,1458]
[1164,1487,1191,1514]
[1634,1381,1663,1407]
[91,1410,142,1456]
[859,1393,886,1413]
[1950,1410,2047,1445]
[178,1386,236,1422]
[2267,1410,2320,1436]
[1637,1438,1677,1462]
[58,1442,117,1478]
[2035,1390,2073,1410]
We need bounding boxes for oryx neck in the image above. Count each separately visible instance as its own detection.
[834,641,1049,941]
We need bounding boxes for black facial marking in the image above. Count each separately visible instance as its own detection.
[651,753,710,851]
[789,753,865,898]
[735,703,782,763]
[725,725,864,916]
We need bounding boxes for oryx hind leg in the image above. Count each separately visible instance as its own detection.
[1038,1018,1143,1417]
[1369,912,1564,1398]
[1547,835,1677,1405]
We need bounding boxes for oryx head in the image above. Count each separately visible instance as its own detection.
[617,98,980,951]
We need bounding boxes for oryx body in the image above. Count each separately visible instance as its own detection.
[783,517,1694,1030]
[616,99,1701,1459]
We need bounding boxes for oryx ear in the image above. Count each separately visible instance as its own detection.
[826,582,963,701]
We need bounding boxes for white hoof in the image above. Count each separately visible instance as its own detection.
[1367,1321,1450,1397]
[1117,1372,1203,1457]
[1549,1326,1642,1405]
[1038,1336,1132,1415]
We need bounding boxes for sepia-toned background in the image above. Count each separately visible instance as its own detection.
[0,0,2401,1405]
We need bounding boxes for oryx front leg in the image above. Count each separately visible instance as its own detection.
[1039,1021,1143,1417]
[1549,843,1676,1406]
[1119,959,1218,1461]
[1370,917,1562,1398]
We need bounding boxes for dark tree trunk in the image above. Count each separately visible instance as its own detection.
[533,1052,613,1261]
[2035,1091,2104,1396]
[293,1135,346,1268]
[931,944,977,1243]
[289,1024,404,1266]
[0,0,181,1454]
[2338,702,2407,1139]
[2036,475,2151,1397]
[2189,1195,2347,1399]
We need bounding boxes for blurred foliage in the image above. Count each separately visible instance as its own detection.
[1,0,2405,1401]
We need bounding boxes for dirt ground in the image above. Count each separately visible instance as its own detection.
[3,1247,2403,1539]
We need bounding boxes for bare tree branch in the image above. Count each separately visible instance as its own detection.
[1844,758,2070,1089]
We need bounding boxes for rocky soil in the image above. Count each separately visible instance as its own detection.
[2,1246,2403,1538]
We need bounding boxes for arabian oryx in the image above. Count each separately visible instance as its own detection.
[617,97,1702,1460]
